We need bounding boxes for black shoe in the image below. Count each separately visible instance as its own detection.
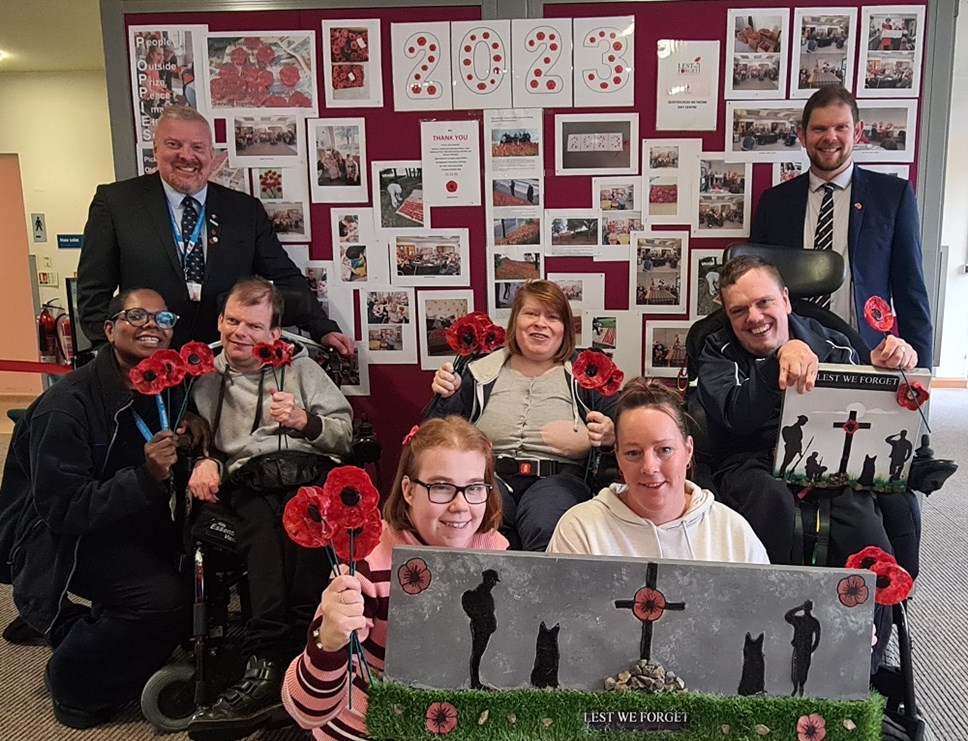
[2,616,46,646]
[187,656,289,741]
[45,662,117,730]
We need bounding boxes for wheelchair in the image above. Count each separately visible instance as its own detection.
[682,243,956,741]
[140,300,382,733]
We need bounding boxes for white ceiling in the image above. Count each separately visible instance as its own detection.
[0,0,104,73]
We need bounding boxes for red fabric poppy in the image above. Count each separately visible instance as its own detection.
[871,561,914,605]
[845,545,897,571]
[841,419,860,435]
[269,339,295,368]
[796,713,827,741]
[863,296,895,333]
[331,509,382,562]
[282,486,333,548]
[836,575,870,607]
[573,350,614,390]
[153,349,188,388]
[425,701,458,735]
[398,557,432,595]
[446,314,485,356]
[130,357,168,395]
[324,466,380,529]
[632,587,667,622]
[602,370,625,396]
[897,381,929,411]
[180,341,216,376]
[478,322,507,354]
[252,342,275,365]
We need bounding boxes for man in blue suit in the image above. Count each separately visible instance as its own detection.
[750,86,932,366]
[78,106,354,354]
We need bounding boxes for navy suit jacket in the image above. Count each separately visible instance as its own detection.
[750,167,932,365]
[77,173,338,348]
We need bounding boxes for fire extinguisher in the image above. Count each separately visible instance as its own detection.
[55,311,74,366]
[37,302,59,363]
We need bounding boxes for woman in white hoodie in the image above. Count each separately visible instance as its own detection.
[547,378,769,564]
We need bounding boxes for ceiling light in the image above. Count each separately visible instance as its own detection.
[0,50,8,62]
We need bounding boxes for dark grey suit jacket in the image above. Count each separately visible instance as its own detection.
[77,172,338,348]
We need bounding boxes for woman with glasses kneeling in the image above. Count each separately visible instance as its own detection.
[430,280,618,552]
[282,416,507,740]
[548,378,768,564]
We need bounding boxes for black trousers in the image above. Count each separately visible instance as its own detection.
[715,453,893,567]
[226,488,332,665]
[47,522,191,711]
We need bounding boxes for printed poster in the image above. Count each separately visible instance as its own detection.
[656,40,720,131]
[420,120,482,206]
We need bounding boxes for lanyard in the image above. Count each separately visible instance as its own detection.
[132,395,169,442]
[167,202,207,273]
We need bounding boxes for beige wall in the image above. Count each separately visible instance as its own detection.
[0,155,41,395]
[0,70,115,311]
[0,70,113,396]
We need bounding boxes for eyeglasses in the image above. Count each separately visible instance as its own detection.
[111,308,179,329]
[411,478,492,505]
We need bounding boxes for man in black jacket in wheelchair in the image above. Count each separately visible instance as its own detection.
[184,278,353,740]
[697,256,916,568]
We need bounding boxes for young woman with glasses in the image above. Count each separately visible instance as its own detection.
[282,416,507,740]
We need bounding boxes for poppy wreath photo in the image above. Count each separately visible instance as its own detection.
[398,557,432,595]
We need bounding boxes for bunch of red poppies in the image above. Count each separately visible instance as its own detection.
[445,311,506,360]
[330,28,370,63]
[130,341,216,430]
[332,64,365,91]
[649,184,678,204]
[845,545,914,605]
[259,169,282,199]
[573,349,625,396]
[282,467,381,701]
[252,339,293,376]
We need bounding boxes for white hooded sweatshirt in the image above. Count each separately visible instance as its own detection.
[547,480,769,564]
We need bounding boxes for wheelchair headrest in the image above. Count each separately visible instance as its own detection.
[725,243,847,299]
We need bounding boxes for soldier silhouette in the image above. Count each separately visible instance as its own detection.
[461,569,501,689]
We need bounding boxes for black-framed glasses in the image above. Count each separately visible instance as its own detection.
[112,308,179,330]
[411,478,492,505]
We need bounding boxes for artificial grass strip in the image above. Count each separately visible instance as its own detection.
[368,683,884,740]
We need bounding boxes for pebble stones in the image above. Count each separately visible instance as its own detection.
[604,660,687,694]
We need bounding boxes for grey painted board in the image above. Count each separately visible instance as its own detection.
[385,547,876,700]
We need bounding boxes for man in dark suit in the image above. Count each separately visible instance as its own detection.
[77,106,353,354]
[750,86,932,366]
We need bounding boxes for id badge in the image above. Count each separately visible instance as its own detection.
[187,281,203,302]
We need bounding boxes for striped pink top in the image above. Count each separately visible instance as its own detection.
[282,522,509,740]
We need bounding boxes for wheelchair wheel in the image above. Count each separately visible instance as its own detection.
[141,662,196,732]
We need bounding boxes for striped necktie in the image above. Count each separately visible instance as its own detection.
[812,183,835,308]
[182,196,205,283]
